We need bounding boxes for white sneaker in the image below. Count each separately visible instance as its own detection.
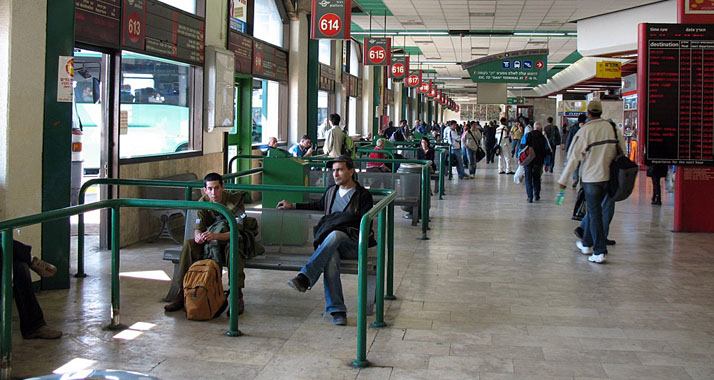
[588,253,606,264]
[576,241,593,255]
[469,175,475,179]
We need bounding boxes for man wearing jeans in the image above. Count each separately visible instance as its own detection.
[558,101,626,264]
[278,155,374,325]
[446,121,468,180]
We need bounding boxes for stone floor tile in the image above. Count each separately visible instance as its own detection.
[602,363,693,379]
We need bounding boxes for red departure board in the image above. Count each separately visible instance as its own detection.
[640,23,714,165]
[75,0,121,48]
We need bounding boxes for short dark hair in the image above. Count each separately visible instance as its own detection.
[300,135,310,141]
[500,117,508,124]
[547,117,553,123]
[329,113,341,126]
[578,114,587,123]
[203,172,223,187]
[421,137,430,145]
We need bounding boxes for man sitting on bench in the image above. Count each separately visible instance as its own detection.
[277,155,374,326]
[164,172,247,314]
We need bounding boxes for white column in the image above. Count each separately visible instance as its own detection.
[288,13,309,143]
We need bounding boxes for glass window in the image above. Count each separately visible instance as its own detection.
[350,40,360,77]
[156,0,196,14]
[119,52,192,159]
[348,97,357,135]
[254,0,284,47]
[251,79,280,143]
[316,91,330,138]
[387,77,392,90]
[319,39,332,65]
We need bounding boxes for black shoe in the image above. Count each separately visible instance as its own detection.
[164,289,184,312]
[527,198,533,203]
[605,239,616,246]
[507,172,516,175]
[535,196,540,201]
[287,273,310,292]
[572,182,578,188]
[573,227,584,240]
[331,312,347,326]
[499,171,506,174]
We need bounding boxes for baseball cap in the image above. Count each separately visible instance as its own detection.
[587,100,602,113]
[326,155,354,169]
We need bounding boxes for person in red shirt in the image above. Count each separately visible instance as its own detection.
[366,138,390,173]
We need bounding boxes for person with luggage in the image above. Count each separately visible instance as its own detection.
[165,172,249,314]
[521,122,550,202]
[278,156,374,326]
[1,240,62,339]
[462,122,482,178]
[446,121,468,180]
[558,101,626,264]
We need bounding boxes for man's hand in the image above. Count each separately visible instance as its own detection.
[559,184,567,190]
[305,147,313,157]
[194,232,206,244]
[201,231,219,241]
[277,200,294,210]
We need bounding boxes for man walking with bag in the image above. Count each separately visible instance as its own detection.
[558,101,626,264]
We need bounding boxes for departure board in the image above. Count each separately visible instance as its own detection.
[252,40,289,83]
[228,30,253,75]
[641,23,714,165]
[75,0,121,48]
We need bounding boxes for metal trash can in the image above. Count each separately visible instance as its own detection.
[396,163,423,216]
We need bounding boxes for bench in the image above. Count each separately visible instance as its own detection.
[141,173,201,244]
[163,208,379,314]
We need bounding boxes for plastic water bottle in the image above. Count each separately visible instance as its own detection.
[236,213,246,225]
[555,191,565,205]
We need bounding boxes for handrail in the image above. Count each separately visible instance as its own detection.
[76,168,261,277]
[353,188,398,368]
[0,198,242,380]
[222,167,263,184]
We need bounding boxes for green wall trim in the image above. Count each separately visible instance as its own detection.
[41,0,75,290]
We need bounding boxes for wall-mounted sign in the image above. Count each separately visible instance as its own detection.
[319,63,336,91]
[228,30,253,75]
[639,23,714,166]
[406,70,421,87]
[507,97,526,105]
[311,0,351,39]
[427,83,437,99]
[252,40,289,83]
[229,0,248,33]
[596,61,622,79]
[462,49,548,85]
[563,100,586,116]
[389,55,409,80]
[75,0,121,48]
[685,0,714,13]
[122,0,145,50]
[364,37,391,66]
[57,56,74,103]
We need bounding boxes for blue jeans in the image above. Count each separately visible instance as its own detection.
[579,191,615,240]
[580,182,610,255]
[451,150,466,178]
[300,230,358,315]
[524,164,542,200]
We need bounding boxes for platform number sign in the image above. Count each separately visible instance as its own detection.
[419,79,430,94]
[311,0,352,40]
[364,37,391,66]
[406,70,422,87]
[122,0,146,49]
[390,56,409,80]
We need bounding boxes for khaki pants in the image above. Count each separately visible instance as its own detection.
[175,239,246,289]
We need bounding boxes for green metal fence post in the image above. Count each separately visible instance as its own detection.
[385,202,396,300]
[1,230,13,379]
[76,186,87,278]
[108,206,125,330]
[225,215,243,337]
[420,167,429,240]
[439,149,446,199]
[352,218,371,368]
[371,209,387,328]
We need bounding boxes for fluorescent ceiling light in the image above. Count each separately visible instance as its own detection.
[351,32,399,36]
[398,31,449,36]
[420,61,459,65]
[513,32,566,36]
[437,77,464,80]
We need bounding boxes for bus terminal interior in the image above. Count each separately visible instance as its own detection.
[1,0,714,379]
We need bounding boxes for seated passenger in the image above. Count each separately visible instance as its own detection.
[266,137,289,157]
[277,156,375,326]
[165,172,259,315]
[1,240,62,339]
[416,137,437,172]
[288,135,313,158]
[366,138,391,173]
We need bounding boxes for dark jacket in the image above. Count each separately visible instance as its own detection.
[565,124,581,153]
[524,131,550,166]
[484,125,497,145]
[417,148,437,171]
[297,183,375,247]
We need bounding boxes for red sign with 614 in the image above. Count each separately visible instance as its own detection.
[311,0,351,40]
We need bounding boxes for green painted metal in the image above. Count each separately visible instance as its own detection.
[41,0,74,290]
[373,67,380,136]
[547,50,583,79]
[237,77,254,181]
[352,189,397,368]
[421,69,437,74]
[307,18,319,143]
[76,169,262,277]
[385,202,395,299]
[400,84,407,121]
[351,29,576,37]
[109,207,123,330]
[392,46,423,56]
[1,230,11,378]
[353,0,393,16]
[371,209,387,328]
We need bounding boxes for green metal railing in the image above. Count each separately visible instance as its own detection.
[0,199,241,380]
[76,168,261,278]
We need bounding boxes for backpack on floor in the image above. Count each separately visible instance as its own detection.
[183,259,227,321]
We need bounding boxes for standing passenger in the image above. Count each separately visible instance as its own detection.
[496,118,513,174]
[522,122,550,202]
[484,120,498,164]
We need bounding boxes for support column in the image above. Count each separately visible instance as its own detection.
[289,13,309,143]
[305,15,319,143]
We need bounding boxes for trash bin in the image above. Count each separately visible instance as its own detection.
[396,163,423,217]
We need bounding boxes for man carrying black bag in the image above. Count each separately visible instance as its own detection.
[558,101,626,264]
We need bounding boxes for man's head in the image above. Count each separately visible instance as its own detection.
[299,135,311,148]
[268,137,278,148]
[326,155,355,187]
[203,172,225,203]
[534,121,543,131]
[578,114,588,125]
[547,117,553,124]
[587,100,602,119]
[329,113,341,127]
[421,137,430,150]
[500,117,508,125]
[400,119,408,127]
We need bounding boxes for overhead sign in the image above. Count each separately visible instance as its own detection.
[75,0,121,48]
[563,100,586,116]
[311,0,351,40]
[462,49,548,85]
[406,70,421,87]
[596,61,622,79]
[427,83,437,99]
[507,97,525,105]
[363,37,391,66]
[122,0,145,50]
[419,79,430,94]
[228,30,253,75]
[639,23,714,166]
[229,0,248,33]
[389,55,409,80]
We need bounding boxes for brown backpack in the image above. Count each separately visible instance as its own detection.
[183,259,227,320]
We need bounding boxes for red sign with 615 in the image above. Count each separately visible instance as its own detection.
[364,37,391,66]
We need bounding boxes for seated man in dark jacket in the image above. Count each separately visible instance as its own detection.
[277,155,374,326]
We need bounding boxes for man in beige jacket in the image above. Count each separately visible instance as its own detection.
[323,113,346,157]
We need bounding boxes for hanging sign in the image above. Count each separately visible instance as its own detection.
[122,0,146,50]
[427,83,437,99]
[406,70,421,87]
[596,61,622,79]
[389,55,409,80]
[229,0,248,33]
[311,0,352,39]
[419,79,431,94]
[462,49,548,85]
[75,0,121,48]
[364,37,391,66]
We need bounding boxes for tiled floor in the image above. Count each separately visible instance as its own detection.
[11,163,714,379]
